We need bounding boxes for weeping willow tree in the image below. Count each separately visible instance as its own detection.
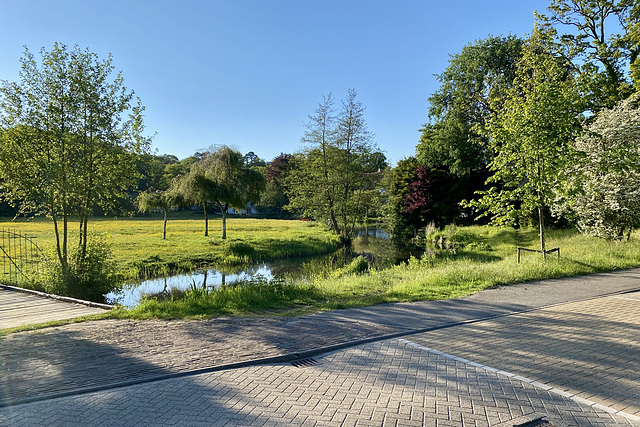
[136,184,183,240]
[178,146,264,239]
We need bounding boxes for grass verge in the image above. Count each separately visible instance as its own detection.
[115,225,640,319]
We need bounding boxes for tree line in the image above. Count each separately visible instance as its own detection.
[1,0,640,298]
[394,0,640,255]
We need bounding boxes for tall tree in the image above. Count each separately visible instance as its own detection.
[465,27,582,258]
[177,163,217,237]
[418,35,524,176]
[415,36,524,227]
[259,153,293,216]
[136,184,183,240]
[286,90,385,240]
[537,0,638,110]
[0,43,149,281]
[381,157,420,239]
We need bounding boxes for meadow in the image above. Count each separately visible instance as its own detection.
[0,212,341,281]
[122,224,640,319]
[3,214,640,324]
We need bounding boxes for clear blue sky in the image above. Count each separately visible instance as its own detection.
[0,0,551,165]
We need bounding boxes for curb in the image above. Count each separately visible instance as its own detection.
[0,284,113,310]
[2,284,638,408]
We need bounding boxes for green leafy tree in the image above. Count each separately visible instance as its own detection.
[178,146,264,238]
[136,184,183,239]
[465,28,582,258]
[286,90,385,240]
[537,0,637,110]
[381,157,420,238]
[418,35,524,176]
[415,36,524,227]
[258,153,293,216]
[0,43,149,285]
[177,163,218,237]
[559,94,640,239]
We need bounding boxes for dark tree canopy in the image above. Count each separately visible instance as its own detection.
[418,35,524,177]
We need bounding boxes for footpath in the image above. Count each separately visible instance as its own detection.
[0,268,639,422]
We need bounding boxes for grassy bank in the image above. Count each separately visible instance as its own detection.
[0,213,341,281]
[120,225,640,319]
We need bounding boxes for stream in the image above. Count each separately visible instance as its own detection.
[107,227,415,308]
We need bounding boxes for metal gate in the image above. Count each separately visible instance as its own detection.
[0,228,44,283]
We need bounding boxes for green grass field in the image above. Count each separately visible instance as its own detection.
[3,215,640,325]
[121,224,640,319]
[0,212,341,280]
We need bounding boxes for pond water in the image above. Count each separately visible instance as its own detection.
[107,227,415,308]
[108,259,294,308]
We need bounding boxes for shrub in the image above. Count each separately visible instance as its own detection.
[330,255,371,278]
[41,234,121,303]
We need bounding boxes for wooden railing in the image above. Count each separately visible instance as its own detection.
[517,247,560,264]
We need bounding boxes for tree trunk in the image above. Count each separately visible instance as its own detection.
[52,213,69,278]
[203,202,209,236]
[363,206,369,243]
[222,204,227,240]
[538,206,546,260]
[162,209,167,240]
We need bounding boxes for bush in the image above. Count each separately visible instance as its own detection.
[41,234,121,303]
[330,255,371,278]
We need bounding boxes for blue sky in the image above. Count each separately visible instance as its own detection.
[0,1,551,165]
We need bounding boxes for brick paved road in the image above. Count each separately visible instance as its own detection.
[1,339,637,426]
[409,291,640,417]
[2,270,639,408]
[1,270,639,425]
[0,316,401,406]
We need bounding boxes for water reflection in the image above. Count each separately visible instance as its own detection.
[107,264,275,308]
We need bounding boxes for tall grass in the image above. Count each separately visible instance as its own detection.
[123,225,640,319]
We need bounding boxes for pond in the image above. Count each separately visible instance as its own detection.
[107,227,417,308]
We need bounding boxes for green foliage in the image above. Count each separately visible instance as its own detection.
[330,255,371,278]
[0,43,149,282]
[381,157,419,238]
[419,35,524,176]
[41,234,120,303]
[537,0,636,111]
[465,27,582,254]
[176,146,265,238]
[127,276,322,319]
[286,90,386,240]
[425,225,474,252]
[558,94,640,239]
[224,241,256,258]
[414,36,524,228]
